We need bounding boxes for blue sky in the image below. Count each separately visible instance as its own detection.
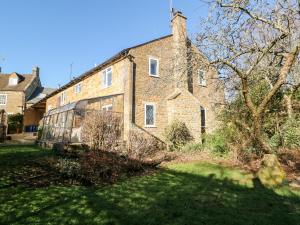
[0,0,209,88]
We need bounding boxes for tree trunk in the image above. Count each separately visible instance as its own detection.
[253,115,271,154]
[283,94,293,118]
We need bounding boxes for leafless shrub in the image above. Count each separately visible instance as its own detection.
[81,110,123,151]
[127,130,161,161]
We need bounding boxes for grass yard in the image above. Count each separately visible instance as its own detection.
[0,145,299,225]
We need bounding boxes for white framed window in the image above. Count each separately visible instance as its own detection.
[149,57,159,77]
[102,104,113,111]
[101,67,112,88]
[199,70,206,86]
[144,103,156,127]
[9,78,18,86]
[0,94,7,105]
[74,83,82,93]
[60,91,66,106]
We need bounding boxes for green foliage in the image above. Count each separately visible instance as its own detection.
[181,142,204,152]
[281,117,300,148]
[269,117,300,149]
[56,158,81,178]
[37,125,43,140]
[165,120,193,150]
[202,126,234,155]
[7,113,23,133]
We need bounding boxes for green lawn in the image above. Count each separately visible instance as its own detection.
[0,145,299,225]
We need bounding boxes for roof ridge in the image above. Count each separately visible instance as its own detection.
[37,34,172,104]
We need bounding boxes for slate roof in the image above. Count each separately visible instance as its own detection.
[0,73,35,91]
[27,87,56,104]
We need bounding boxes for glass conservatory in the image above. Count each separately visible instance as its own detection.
[40,94,123,143]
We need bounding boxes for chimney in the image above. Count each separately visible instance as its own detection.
[172,10,188,89]
[32,66,39,77]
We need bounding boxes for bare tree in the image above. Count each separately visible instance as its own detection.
[196,0,300,153]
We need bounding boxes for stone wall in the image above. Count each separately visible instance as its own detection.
[129,36,174,141]
[0,91,24,114]
[23,107,45,128]
[188,46,225,133]
[167,89,202,141]
[46,59,131,111]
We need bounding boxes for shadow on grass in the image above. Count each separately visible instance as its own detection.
[0,169,299,225]
[0,145,51,166]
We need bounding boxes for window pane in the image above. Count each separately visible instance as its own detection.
[150,59,157,75]
[146,105,154,125]
[201,107,206,127]
[0,95,6,105]
[107,70,112,86]
[102,71,107,87]
[199,70,206,85]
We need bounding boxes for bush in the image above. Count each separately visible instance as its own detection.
[37,125,43,140]
[81,110,123,151]
[202,125,238,155]
[56,158,81,178]
[181,142,204,152]
[128,130,160,161]
[165,120,193,150]
[281,117,300,148]
[7,113,23,134]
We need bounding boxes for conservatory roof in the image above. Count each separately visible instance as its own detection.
[44,93,124,117]
[45,102,77,116]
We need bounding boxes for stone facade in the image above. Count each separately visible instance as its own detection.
[0,67,55,132]
[42,11,224,144]
[0,91,24,114]
[46,59,131,112]
[0,68,41,115]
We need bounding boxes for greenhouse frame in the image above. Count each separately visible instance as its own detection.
[40,94,124,144]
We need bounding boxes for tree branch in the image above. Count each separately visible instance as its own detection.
[257,43,300,115]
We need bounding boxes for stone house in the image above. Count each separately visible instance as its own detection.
[37,11,224,144]
[0,67,55,132]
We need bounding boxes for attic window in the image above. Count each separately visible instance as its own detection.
[9,78,18,86]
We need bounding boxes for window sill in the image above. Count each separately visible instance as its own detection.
[149,74,159,78]
[101,85,112,90]
[199,84,207,87]
[144,125,157,128]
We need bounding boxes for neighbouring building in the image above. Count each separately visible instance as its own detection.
[35,11,224,145]
[0,67,55,132]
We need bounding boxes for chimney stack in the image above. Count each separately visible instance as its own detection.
[171,10,188,89]
[32,66,39,77]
